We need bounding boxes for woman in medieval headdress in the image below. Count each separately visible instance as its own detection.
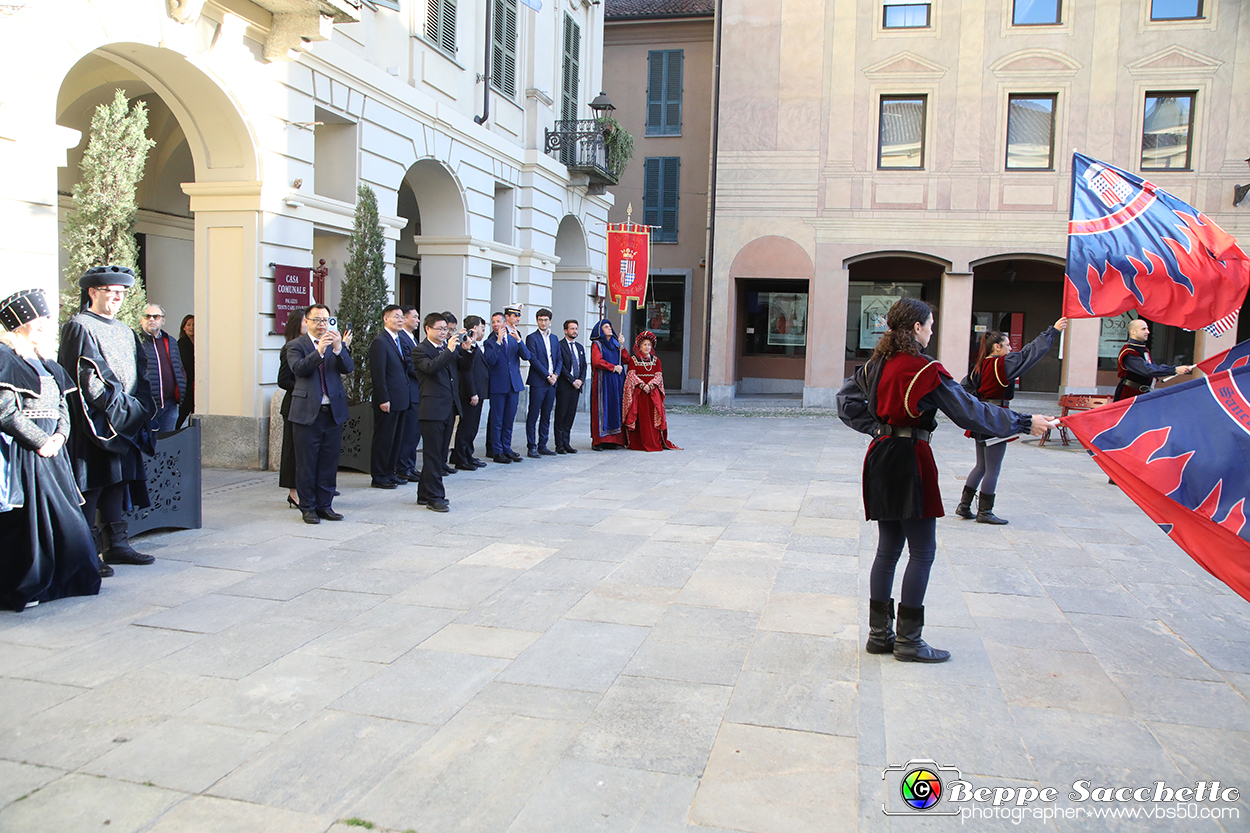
[622,330,680,452]
[589,319,627,449]
[0,288,102,611]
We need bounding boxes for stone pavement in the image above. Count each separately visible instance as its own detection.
[1,411,1247,832]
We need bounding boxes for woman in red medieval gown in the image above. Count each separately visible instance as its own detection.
[622,331,680,452]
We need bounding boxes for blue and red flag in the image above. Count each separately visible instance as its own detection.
[1064,153,1249,332]
[1196,338,1250,377]
[1062,364,1250,602]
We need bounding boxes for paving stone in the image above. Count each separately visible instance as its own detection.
[466,682,604,722]
[507,759,698,833]
[0,759,63,808]
[498,619,649,692]
[134,593,278,634]
[150,614,337,680]
[388,564,522,609]
[1068,612,1224,681]
[623,639,749,686]
[461,541,559,569]
[144,795,335,832]
[757,592,856,638]
[1009,706,1173,768]
[299,602,460,663]
[417,623,542,659]
[677,556,780,612]
[329,649,505,724]
[0,772,182,833]
[567,676,733,776]
[1110,672,1250,732]
[742,630,859,681]
[457,586,586,631]
[82,717,276,793]
[690,723,856,833]
[724,672,856,737]
[983,643,1135,716]
[210,710,437,815]
[1046,584,1155,619]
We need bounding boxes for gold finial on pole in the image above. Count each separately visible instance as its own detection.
[627,203,632,226]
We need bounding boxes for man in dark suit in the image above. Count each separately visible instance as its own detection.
[440,311,460,474]
[395,305,422,482]
[286,303,354,523]
[524,307,563,458]
[483,305,531,464]
[554,318,587,454]
[411,312,466,512]
[453,315,489,471]
[368,305,410,488]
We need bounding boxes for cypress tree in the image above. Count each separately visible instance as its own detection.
[338,183,389,405]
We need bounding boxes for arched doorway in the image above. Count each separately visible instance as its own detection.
[552,215,593,332]
[969,255,1065,391]
[845,253,946,379]
[396,159,468,317]
[55,43,262,465]
[728,236,815,397]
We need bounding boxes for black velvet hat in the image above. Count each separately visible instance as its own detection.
[79,265,136,289]
[0,288,51,331]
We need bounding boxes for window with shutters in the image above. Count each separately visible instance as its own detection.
[646,50,683,137]
[425,0,456,57]
[491,0,518,98]
[644,157,680,243]
[560,14,581,165]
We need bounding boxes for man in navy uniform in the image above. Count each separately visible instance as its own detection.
[554,318,586,454]
[1115,319,1194,401]
[411,313,466,512]
[524,307,563,458]
[286,303,353,523]
[483,304,530,464]
[367,305,410,488]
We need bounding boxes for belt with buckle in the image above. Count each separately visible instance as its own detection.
[875,424,932,442]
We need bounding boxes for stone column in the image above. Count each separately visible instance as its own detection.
[937,271,973,375]
[1061,317,1100,394]
[804,246,848,407]
[706,257,735,405]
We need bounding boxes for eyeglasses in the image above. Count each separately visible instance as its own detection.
[306,317,330,325]
[95,288,127,296]
[142,314,164,320]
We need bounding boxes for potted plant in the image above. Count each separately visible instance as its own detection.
[597,114,634,180]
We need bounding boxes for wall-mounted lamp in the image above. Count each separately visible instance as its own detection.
[589,92,615,113]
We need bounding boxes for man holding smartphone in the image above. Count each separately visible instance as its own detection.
[411,312,465,512]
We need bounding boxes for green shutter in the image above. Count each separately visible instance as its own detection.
[643,158,661,230]
[427,0,457,55]
[644,157,679,242]
[561,14,580,122]
[646,50,683,136]
[491,0,518,98]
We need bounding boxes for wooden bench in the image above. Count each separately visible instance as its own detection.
[1039,394,1112,447]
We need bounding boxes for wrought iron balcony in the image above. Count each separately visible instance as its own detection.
[544,119,618,188]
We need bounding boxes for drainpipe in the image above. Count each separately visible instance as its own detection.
[700,0,723,406]
[474,0,493,125]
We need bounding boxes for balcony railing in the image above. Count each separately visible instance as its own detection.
[544,119,618,188]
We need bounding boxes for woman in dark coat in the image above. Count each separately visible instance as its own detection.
[278,309,306,507]
[176,314,194,429]
[0,289,102,611]
[838,299,1054,662]
[589,320,627,449]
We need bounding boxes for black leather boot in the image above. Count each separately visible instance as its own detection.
[976,492,1008,525]
[866,598,895,654]
[102,522,155,565]
[92,528,114,577]
[955,486,977,520]
[893,604,951,663]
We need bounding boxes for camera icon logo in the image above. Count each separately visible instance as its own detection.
[882,759,962,816]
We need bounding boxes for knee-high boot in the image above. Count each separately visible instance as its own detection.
[893,604,951,663]
[955,486,977,520]
[102,522,155,565]
[866,598,895,654]
[976,492,1008,525]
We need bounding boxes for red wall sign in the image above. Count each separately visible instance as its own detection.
[273,264,312,335]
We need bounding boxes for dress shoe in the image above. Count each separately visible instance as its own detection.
[527,449,541,459]
[405,471,421,482]
[371,480,398,490]
[316,508,344,521]
[455,463,477,472]
[493,454,512,464]
[508,451,523,462]
[556,447,567,454]
[538,447,557,456]
[302,510,321,524]
[471,458,487,468]
[564,446,578,454]
[426,499,450,513]
[333,490,341,496]
[98,561,114,578]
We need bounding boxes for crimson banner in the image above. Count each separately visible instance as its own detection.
[606,223,650,313]
[273,264,312,335]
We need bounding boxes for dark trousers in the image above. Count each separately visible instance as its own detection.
[870,518,937,609]
[418,417,451,502]
[292,406,343,511]
[397,403,422,476]
[488,392,519,455]
[443,415,455,465]
[454,400,484,464]
[370,405,407,483]
[554,381,581,450]
[525,384,556,451]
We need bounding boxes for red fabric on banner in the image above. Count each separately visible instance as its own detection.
[1061,382,1250,604]
[606,224,650,313]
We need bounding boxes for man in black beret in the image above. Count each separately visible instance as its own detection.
[58,266,156,570]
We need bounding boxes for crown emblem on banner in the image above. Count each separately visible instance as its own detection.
[620,247,637,259]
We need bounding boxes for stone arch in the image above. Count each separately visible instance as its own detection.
[552,215,592,327]
[729,235,815,280]
[398,158,470,316]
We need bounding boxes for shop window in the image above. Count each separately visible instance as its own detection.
[847,282,928,359]
[741,280,808,358]
[646,50,683,136]
[878,96,926,169]
[883,1,931,28]
[1013,0,1060,25]
[1097,312,1194,371]
[1141,92,1195,171]
[1006,94,1056,170]
[1150,0,1202,20]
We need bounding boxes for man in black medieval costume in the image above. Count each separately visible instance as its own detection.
[58,265,157,571]
[0,288,102,610]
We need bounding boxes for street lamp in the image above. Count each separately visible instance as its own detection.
[589,92,616,114]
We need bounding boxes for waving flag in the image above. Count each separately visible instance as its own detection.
[1062,365,1250,602]
[1064,153,1249,331]
[1196,338,1250,377]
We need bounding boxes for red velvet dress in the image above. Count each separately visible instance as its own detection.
[622,353,680,451]
[862,353,950,520]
